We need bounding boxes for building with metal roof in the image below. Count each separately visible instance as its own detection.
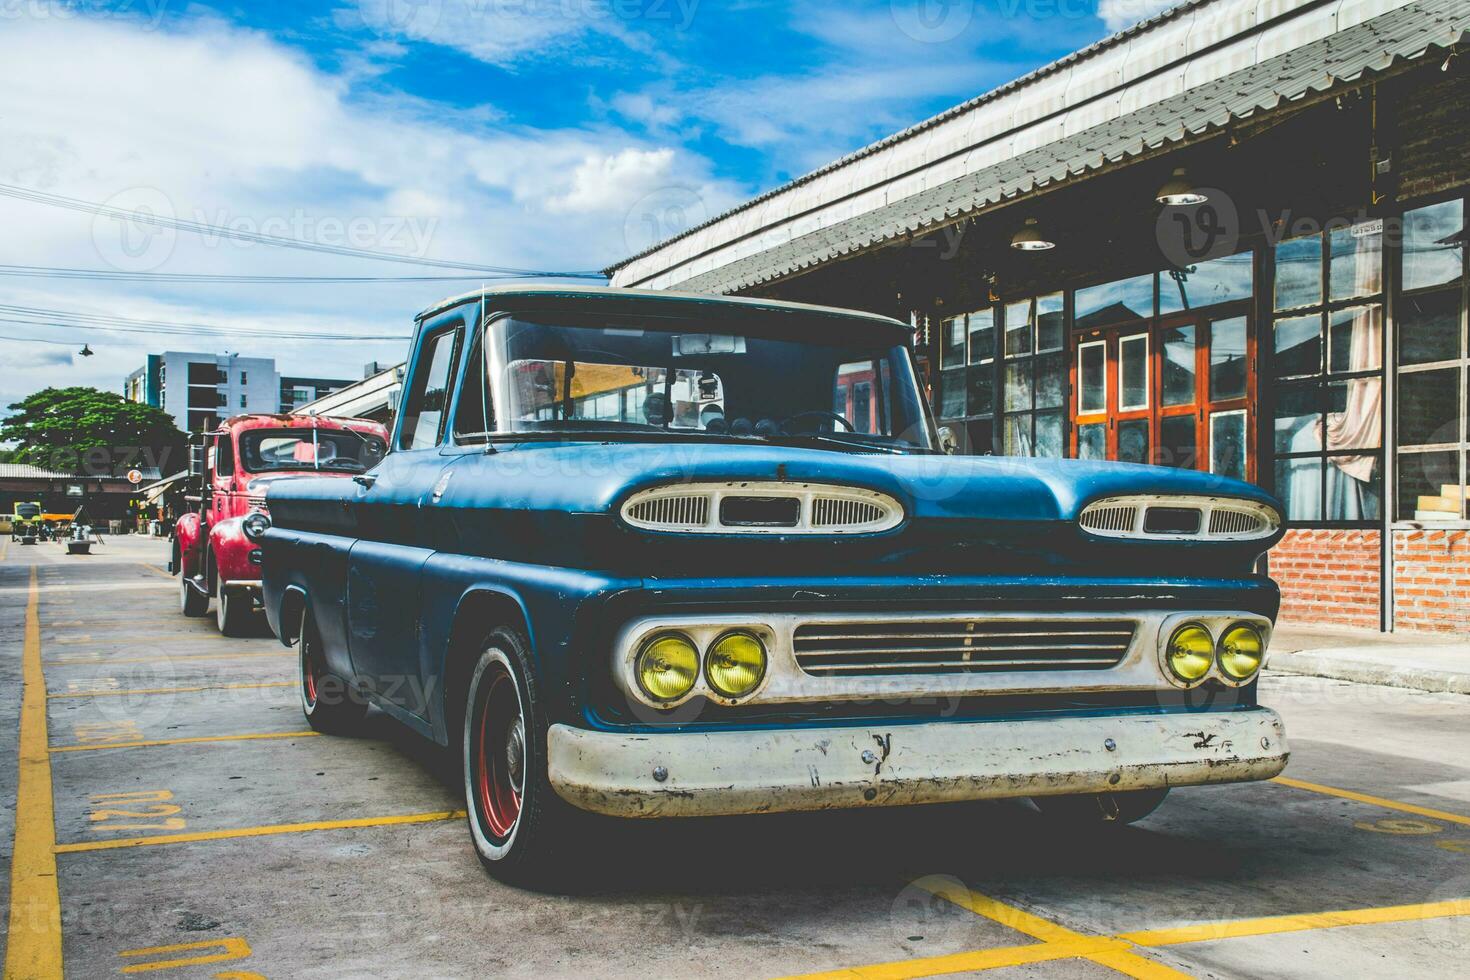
[607,0,1470,635]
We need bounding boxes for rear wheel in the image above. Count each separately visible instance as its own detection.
[180,569,209,617]
[299,608,367,734]
[216,586,254,636]
[1031,788,1169,827]
[463,627,581,887]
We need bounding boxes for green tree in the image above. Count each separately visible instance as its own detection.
[0,387,187,476]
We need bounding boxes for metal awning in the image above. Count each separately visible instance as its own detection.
[609,0,1466,295]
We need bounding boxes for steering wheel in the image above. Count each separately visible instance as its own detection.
[781,411,855,434]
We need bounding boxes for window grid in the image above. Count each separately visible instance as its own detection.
[1395,195,1468,523]
[1269,220,1386,525]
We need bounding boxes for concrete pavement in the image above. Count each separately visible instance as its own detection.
[1271,624,1470,695]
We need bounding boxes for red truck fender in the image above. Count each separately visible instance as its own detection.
[175,512,206,580]
[208,516,257,588]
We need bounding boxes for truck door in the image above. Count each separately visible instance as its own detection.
[346,316,465,718]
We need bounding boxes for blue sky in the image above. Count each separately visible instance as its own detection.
[0,0,1171,411]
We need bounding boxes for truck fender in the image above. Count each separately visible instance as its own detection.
[175,512,205,579]
[208,516,255,590]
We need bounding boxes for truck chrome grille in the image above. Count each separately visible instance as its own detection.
[792,619,1135,676]
[621,482,903,534]
[626,494,710,528]
[1079,495,1277,542]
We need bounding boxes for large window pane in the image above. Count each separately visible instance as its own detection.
[1004,362,1032,412]
[1211,411,1247,480]
[1005,301,1032,357]
[1003,414,1033,456]
[1327,377,1383,452]
[1210,316,1248,400]
[1273,314,1321,377]
[1034,411,1064,458]
[1160,415,1197,470]
[1328,222,1382,302]
[941,316,966,368]
[1397,450,1459,521]
[1075,274,1153,328]
[1274,234,1322,311]
[1161,325,1196,406]
[1398,288,1462,366]
[1328,305,1383,374]
[967,366,994,417]
[1117,419,1150,465]
[939,368,966,418]
[1034,352,1065,410]
[1160,250,1254,313]
[1036,293,1064,352]
[1402,199,1464,291]
[1398,368,1460,447]
[1275,456,1323,521]
[1325,456,1380,521]
[1078,343,1106,414]
[1077,423,1106,460]
[1274,384,1323,454]
[968,309,995,365]
[1119,335,1149,411]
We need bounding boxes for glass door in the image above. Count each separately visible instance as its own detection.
[1071,308,1255,480]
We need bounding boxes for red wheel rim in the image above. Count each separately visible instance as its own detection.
[301,637,320,708]
[474,664,524,841]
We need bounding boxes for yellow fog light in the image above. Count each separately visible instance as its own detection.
[635,633,699,703]
[1166,624,1214,685]
[1218,623,1265,681]
[705,631,768,699]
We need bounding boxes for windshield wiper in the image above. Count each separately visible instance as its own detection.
[756,433,915,455]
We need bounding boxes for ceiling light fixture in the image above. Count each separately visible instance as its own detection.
[1156,168,1208,206]
[1010,217,1055,251]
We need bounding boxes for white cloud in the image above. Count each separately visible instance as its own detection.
[0,14,744,398]
[1096,0,1179,34]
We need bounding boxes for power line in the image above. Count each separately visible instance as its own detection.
[0,182,609,278]
[0,264,560,284]
[0,303,407,343]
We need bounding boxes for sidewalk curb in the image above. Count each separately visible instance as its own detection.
[1268,650,1470,696]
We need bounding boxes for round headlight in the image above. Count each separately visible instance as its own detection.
[635,633,699,703]
[705,631,767,699]
[1166,624,1214,685]
[1218,623,1264,681]
[242,511,271,541]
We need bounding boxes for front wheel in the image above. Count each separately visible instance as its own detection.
[180,570,209,617]
[463,628,581,887]
[1031,788,1170,827]
[216,586,254,636]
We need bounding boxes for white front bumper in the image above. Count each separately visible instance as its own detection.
[548,708,1288,818]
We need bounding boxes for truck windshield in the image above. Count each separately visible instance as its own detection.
[239,429,387,473]
[486,314,934,451]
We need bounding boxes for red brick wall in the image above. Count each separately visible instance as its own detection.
[1269,529,1381,629]
[1393,529,1470,633]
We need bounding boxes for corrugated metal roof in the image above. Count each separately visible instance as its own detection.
[611,0,1465,293]
[0,463,162,482]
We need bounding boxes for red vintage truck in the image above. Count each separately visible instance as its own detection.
[174,414,389,635]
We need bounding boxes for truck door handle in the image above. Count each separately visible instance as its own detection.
[353,475,377,489]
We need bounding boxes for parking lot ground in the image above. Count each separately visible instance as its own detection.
[3,536,1470,979]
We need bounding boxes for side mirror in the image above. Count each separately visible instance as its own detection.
[188,438,206,477]
[938,425,961,456]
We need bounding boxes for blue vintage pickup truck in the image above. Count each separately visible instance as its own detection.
[256,285,1288,884]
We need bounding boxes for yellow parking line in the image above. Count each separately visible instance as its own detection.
[48,682,294,699]
[55,810,467,853]
[1121,898,1470,947]
[1273,776,1470,828]
[779,936,1131,980]
[51,731,319,753]
[45,651,291,666]
[5,566,64,979]
[914,880,1190,979]
[135,563,173,581]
